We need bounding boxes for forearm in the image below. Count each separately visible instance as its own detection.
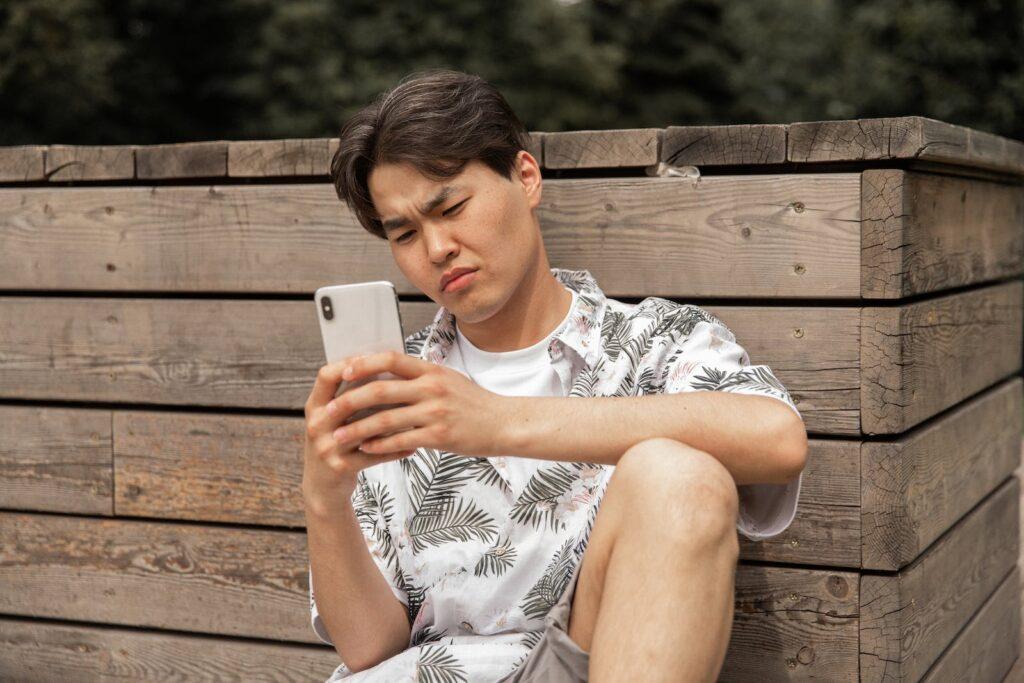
[305,494,410,672]
[500,392,806,486]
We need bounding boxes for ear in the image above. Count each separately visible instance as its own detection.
[515,150,543,210]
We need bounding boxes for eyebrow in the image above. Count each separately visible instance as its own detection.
[381,185,463,233]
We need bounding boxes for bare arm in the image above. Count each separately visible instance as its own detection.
[500,393,807,486]
[305,491,411,673]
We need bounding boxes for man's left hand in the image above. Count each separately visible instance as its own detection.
[325,350,507,458]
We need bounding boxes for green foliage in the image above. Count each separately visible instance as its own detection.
[1,0,1021,144]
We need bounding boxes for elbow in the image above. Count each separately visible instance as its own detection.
[777,414,808,484]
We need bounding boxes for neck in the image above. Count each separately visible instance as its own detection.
[456,262,572,353]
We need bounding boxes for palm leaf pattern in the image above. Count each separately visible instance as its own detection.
[402,449,478,512]
[519,537,578,620]
[568,354,605,397]
[465,456,513,496]
[408,494,499,553]
[415,645,468,683]
[317,268,799,679]
[352,476,402,585]
[411,624,449,647]
[474,535,517,578]
[510,464,577,531]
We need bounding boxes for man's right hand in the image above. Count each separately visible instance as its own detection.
[302,360,415,513]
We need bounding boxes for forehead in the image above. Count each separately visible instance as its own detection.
[368,160,494,207]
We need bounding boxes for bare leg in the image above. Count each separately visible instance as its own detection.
[566,438,740,682]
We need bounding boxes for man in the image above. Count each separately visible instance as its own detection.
[303,68,808,683]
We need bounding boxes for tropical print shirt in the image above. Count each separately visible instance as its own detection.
[310,267,803,682]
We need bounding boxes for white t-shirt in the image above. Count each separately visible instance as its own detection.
[447,292,575,499]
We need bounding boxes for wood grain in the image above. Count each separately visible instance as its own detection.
[662,124,787,167]
[919,564,1020,682]
[0,297,853,434]
[861,169,1024,298]
[0,405,112,515]
[860,279,1023,434]
[859,475,1020,682]
[790,116,1024,177]
[44,145,136,181]
[543,128,661,169]
[0,510,859,677]
[722,565,859,680]
[0,146,45,182]
[0,617,343,681]
[0,175,862,297]
[861,377,1023,570]
[228,138,333,177]
[135,141,228,179]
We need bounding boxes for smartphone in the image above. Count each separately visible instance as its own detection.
[314,281,407,429]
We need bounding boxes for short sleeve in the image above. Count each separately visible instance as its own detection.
[310,468,409,646]
[658,311,803,541]
[660,314,801,419]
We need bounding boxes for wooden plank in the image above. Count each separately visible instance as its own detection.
[113,410,305,527]
[862,377,1023,570]
[135,141,228,179]
[227,138,333,177]
[0,512,859,667]
[0,512,315,642]
[860,280,1023,435]
[697,304,859,436]
[0,298,855,434]
[859,475,1020,682]
[0,146,46,182]
[542,128,661,169]
[662,124,787,167]
[526,131,544,166]
[736,440,859,567]
[721,565,860,680]
[919,564,1020,683]
[44,145,135,181]
[789,116,1024,178]
[861,169,1024,299]
[110,409,857,565]
[0,617,342,681]
[0,175,863,297]
[0,406,112,515]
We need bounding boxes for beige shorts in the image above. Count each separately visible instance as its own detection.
[497,559,590,682]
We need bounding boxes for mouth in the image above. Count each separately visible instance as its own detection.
[442,270,478,293]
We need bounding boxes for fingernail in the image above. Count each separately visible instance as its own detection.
[326,401,337,415]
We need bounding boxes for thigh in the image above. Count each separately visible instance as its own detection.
[566,438,740,653]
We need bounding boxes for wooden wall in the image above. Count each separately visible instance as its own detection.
[1,116,1023,680]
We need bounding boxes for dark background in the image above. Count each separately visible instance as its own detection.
[2,0,1023,145]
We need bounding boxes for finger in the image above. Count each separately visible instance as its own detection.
[378,448,417,462]
[358,426,429,455]
[327,377,421,424]
[332,403,421,446]
[308,354,369,409]
[344,350,432,383]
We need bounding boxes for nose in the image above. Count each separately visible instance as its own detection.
[424,221,460,265]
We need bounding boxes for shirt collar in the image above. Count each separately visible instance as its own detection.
[420,267,607,372]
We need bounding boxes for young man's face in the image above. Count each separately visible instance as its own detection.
[367,151,544,323]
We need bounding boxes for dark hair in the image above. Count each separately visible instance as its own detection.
[330,69,531,240]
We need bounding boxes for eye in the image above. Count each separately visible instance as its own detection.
[444,199,468,216]
[396,231,414,243]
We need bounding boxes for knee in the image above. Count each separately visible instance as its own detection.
[613,438,740,549]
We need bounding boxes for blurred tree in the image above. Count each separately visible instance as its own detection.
[0,0,123,144]
[220,0,622,137]
[0,0,1021,144]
